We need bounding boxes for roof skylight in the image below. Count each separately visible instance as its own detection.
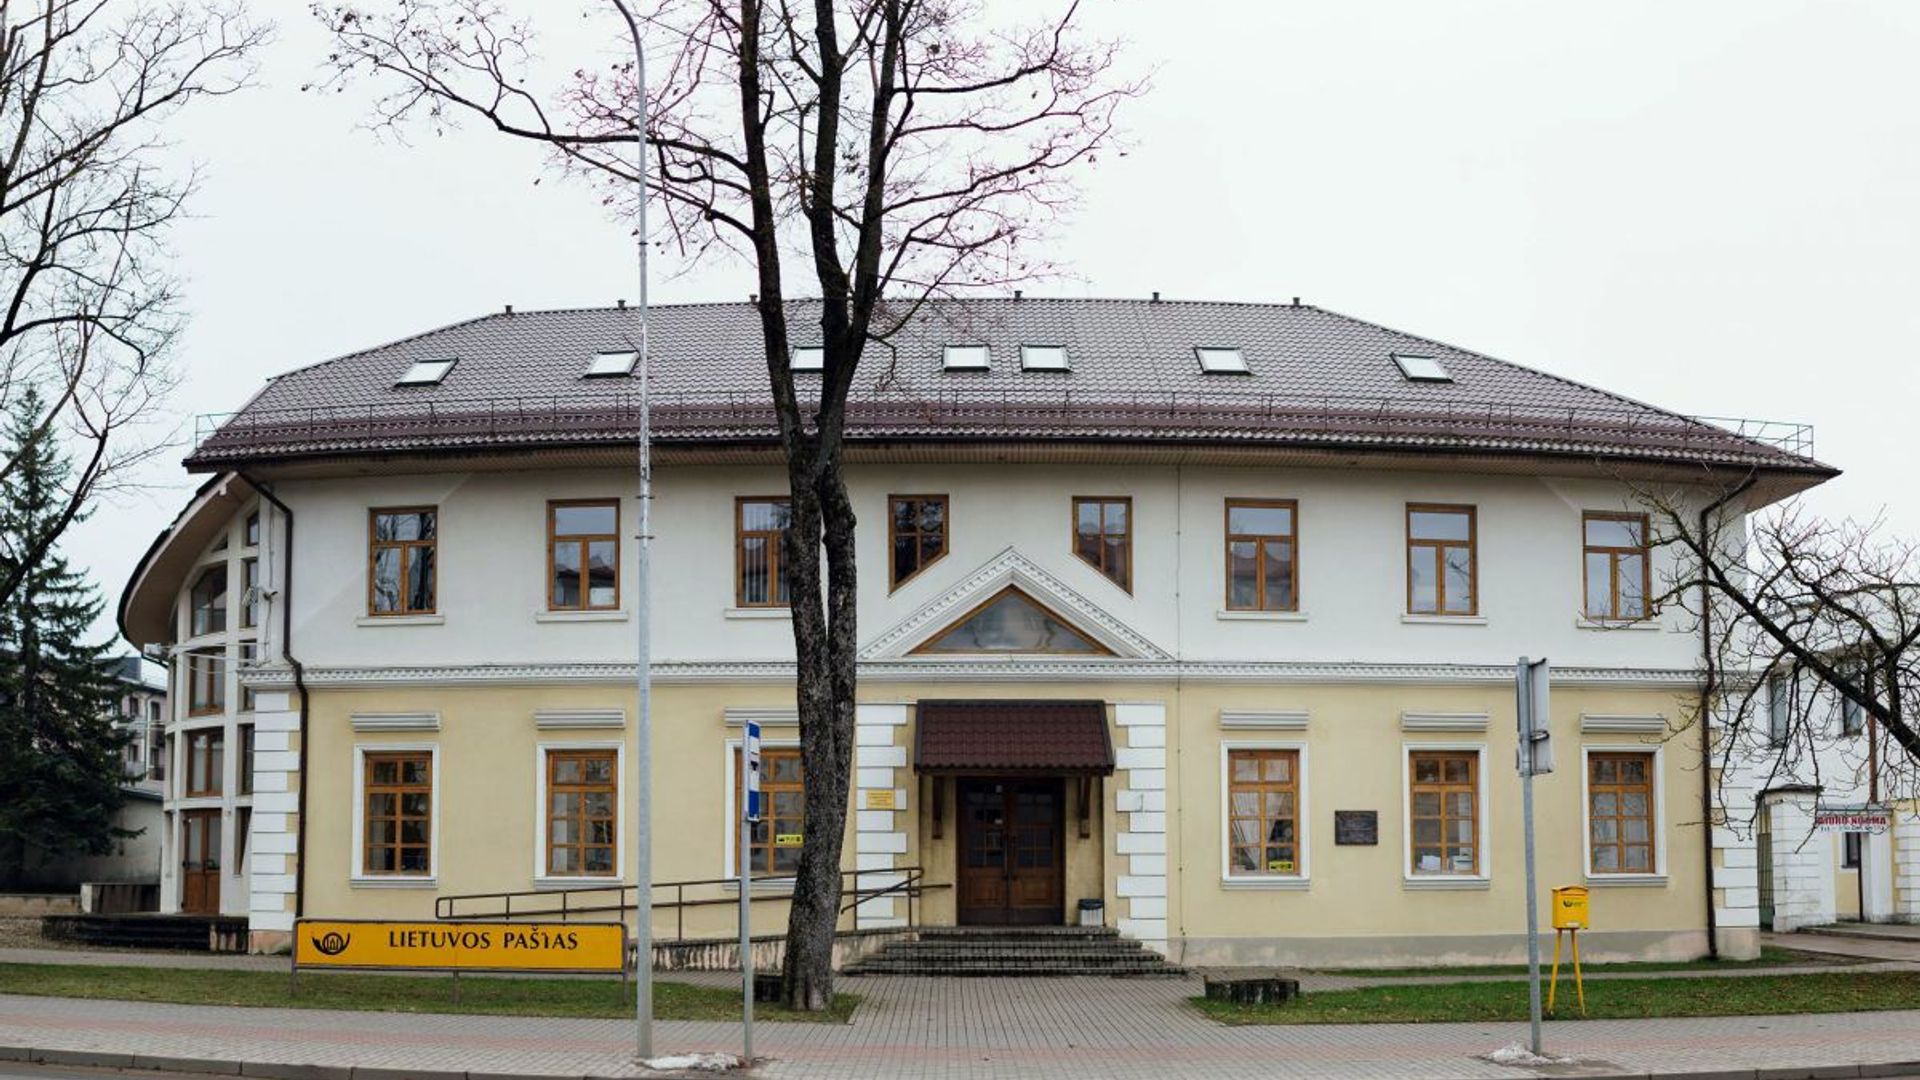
[1391,353,1453,383]
[397,358,457,386]
[586,350,636,377]
[791,346,824,372]
[1196,347,1248,374]
[1020,345,1069,372]
[944,345,990,371]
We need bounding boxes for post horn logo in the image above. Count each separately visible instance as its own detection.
[310,930,351,957]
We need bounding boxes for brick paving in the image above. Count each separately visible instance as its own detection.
[0,975,1918,1079]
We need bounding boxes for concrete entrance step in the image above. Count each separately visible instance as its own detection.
[845,926,1184,977]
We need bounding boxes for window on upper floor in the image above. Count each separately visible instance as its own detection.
[1768,673,1793,746]
[1020,345,1069,371]
[186,649,223,716]
[735,745,804,877]
[240,557,260,629]
[190,566,227,637]
[184,728,224,797]
[1072,497,1131,592]
[1408,749,1480,876]
[1841,663,1870,737]
[790,346,824,372]
[943,345,989,371]
[888,495,948,591]
[238,642,258,713]
[244,512,260,547]
[1225,500,1298,612]
[1226,748,1301,877]
[1406,504,1476,616]
[735,497,792,608]
[362,751,433,876]
[239,723,256,796]
[369,507,437,616]
[1583,512,1649,621]
[397,358,456,386]
[1196,347,1248,374]
[1587,751,1655,875]
[549,500,620,611]
[586,350,636,377]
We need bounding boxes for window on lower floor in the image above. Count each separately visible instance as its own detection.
[1226,748,1300,876]
[363,751,432,875]
[1408,750,1479,875]
[545,749,617,877]
[185,729,224,797]
[1587,752,1655,874]
[736,746,804,877]
[1843,831,1863,870]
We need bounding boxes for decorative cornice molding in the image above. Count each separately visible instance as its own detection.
[1400,711,1491,733]
[1219,709,1309,730]
[724,707,799,728]
[349,711,441,732]
[859,546,1172,661]
[533,708,626,730]
[1579,713,1669,735]
[245,660,1704,690]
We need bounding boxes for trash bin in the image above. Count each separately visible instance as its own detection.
[1078,898,1105,927]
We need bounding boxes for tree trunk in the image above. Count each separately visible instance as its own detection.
[779,453,860,1010]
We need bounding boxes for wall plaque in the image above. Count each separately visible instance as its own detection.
[1334,810,1379,846]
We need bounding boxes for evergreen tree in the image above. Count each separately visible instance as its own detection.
[0,386,128,884]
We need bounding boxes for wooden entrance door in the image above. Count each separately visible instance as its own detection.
[957,778,1064,925]
[181,810,222,914]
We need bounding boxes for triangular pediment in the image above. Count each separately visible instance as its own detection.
[861,547,1171,661]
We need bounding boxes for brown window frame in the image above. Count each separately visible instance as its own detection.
[546,499,622,612]
[362,751,433,876]
[184,728,224,797]
[887,494,949,592]
[1406,503,1478,616]
[240,557,259,629]
[367,506,438,617]
[1588,751,1657,875]
[1225,748,1302,877]
[1408,750,1480,876]
[186,649,224,716]
[1582,511,1651,621]
[1071,496,1133,592]
[1224,499,1300,612]
[544,748,618,877]
[735,745,805,878]
[734,496,792,608]
[190,565,228,637]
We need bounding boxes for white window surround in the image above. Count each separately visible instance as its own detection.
[349,742,440,888]
[1401,614,1489,626]
[1020,344,1069,371]
[721,735,801,888]
[1218,740,1311,888]
[724,607,791,620]
[1579,743,1668,886]
[532,740,626,887]
[1400,741,1491,888]
[1215,609,1309,623]
[533,608,630,623]
[355,614,446,628]
[1575,615,1661,632]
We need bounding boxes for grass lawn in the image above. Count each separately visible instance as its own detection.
[1301,945,1837,979]
[0,963,857,1023]
[1193,971,1920,1025]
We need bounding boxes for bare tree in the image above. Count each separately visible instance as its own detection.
[313,0,1140,1008]
[0,0,264,605]
[1645,481,1920,825]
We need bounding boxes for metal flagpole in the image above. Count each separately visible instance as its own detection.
[618,6,655,1061]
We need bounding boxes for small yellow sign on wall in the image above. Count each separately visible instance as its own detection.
[866,790,897,810]
[775,833,804,846]
[294,920,625,973]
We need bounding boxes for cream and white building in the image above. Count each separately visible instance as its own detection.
[118,298,1840,961]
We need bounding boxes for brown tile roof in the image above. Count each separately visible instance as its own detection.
[913,699,1115,775]
[184,298,1832,475]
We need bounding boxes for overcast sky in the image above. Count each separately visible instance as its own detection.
[70,0,1920,650]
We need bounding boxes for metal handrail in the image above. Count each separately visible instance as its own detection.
[434,866,943,942]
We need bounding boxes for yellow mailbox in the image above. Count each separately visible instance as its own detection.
[1552,885,1589,930]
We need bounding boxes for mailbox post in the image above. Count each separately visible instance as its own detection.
[1548,886,1589,1015]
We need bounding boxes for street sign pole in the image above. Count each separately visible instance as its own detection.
[1516,656,1551,1057]
[740,719,761,1062]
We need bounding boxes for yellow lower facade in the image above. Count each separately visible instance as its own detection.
[296,678,1741,967]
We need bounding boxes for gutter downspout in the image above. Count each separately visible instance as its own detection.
[1696,475,1757,961]
[242,474,309,921]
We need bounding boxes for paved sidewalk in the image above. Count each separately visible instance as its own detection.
[2,979,1920,1079]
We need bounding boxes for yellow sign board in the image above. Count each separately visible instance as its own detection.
[866,790,897,810]
[775,833,804,846]
[295,920,626,973]
[1551,885,1589,930]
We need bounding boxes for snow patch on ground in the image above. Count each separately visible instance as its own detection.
[1483,1041,1572,1068]
[642,1051,746,1072]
